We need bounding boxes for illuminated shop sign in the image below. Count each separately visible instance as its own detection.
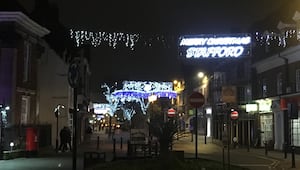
[178,34,251,58]
[111,81,177,99]
[93,103,111,114]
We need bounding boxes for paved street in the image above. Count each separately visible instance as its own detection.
[172,133,300,170]
[0,129,299,170]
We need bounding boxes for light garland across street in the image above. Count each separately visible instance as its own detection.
[69,29,299,50]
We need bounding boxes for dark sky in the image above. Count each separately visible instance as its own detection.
[20,0,286,99]
[51,0,284,32]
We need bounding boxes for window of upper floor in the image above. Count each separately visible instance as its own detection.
[262,78,267,97]
[21,95,30,124]
[23,40,31,82]
[277,72,283,95]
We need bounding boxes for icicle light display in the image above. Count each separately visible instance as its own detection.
[70,29,140,50]
[70,29,300,50]
[254,29,297,47]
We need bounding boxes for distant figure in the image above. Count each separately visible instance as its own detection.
[65,127,72,151]
[189,117,195,142]
[86,126,92,134]
[59,127,67,152]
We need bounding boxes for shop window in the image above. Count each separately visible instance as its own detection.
[292,118,300,146]
[260,114,273,147]
[23,41,31,82]
[262,78,267,97]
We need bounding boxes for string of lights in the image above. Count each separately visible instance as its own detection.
[70,29,140,50]
[70,29,300,50]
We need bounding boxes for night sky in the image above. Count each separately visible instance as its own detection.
[20,0,286,100]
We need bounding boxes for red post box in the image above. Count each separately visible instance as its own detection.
[26,127,38,155]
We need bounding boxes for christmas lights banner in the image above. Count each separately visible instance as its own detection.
[70,29,140,49]
[93,103,111,114]
[178,34,252,59]
[112,81,177,99]
[69,29,299,50]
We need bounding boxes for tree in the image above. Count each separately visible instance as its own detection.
[150,119,177,156]
[101,83,152,120]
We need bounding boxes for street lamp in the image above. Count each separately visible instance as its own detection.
[197,72,211,144]
[54,104,65,152]
[0,104,10,159]
[148,94,157,138]
[173,80,185,137]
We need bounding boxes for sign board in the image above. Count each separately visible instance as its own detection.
[178,34,251,59]
[130,129,147,144]
[189,92,205,108]
[221,86,237,103]
[167,108,176,117]
[68,59,80,88]
[231,110,239,120]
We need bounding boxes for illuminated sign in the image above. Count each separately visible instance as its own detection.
[178,34,251,58]
[112,81,177,99]
[93,103,111,114]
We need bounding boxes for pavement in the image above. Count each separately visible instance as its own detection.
[172,133,300,170]
[74,129,300,170]
[1,129,300,170]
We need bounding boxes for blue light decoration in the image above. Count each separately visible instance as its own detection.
[101,81,177,120]
[178,34,252,59]
[112,81,177,99]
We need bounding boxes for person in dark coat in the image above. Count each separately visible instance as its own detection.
[59,127,67,152]
[65,126,72,151]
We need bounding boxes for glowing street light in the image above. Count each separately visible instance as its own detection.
[54,104,65,152]
[148,94,158,103]
[197,72,204,79]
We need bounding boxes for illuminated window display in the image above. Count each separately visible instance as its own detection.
[292,118,300,146]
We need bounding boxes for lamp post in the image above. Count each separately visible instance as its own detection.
[0,104,9,159]
[197,72,209,144]
[54,104,65,152]
[148,94,157,139]
[173,80,185,139]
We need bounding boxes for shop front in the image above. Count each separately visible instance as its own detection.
[256,99,274,148]
[280,96,300,152]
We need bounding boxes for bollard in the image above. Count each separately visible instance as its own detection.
[292,145,296,168]
[120,137,123,149]
[264,141,268,156]
[148,140,151,155]
[127,140,131,156]
[97,136,100,150]
[113,138,116,160]
[284,142,287,159]
[222,145,225,170]
[205,136,207,144]
[155,142,158,156]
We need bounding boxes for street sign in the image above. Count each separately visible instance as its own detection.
[167,108,176,117]
[231,110,239,120]
[68,59,80,88]
[189,92,205,108]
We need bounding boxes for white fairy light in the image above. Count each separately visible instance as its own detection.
[70,29,139,50]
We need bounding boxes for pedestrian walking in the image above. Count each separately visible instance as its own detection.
[65,126,72,151]
[59,127,67,152]
[189,117,195,142]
